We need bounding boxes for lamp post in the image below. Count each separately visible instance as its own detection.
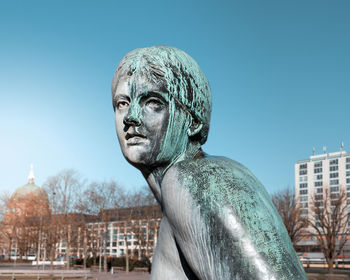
[51,191,56,265]
[99,236,102,273]
[42,236,46,270]
[12,236,17,280]
[99,231,108,273]
[36,215,42,268]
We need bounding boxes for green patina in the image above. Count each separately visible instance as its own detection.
[112,46,306,279]
[177,157,306,279]
[112,46,212,164]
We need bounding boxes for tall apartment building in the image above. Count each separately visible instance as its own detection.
[295,147,350,217]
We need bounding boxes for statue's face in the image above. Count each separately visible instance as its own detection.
[113,74,171,170]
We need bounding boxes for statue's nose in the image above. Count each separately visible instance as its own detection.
[123,105,141,126]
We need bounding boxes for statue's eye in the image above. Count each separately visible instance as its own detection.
[117,100,129,109]
[146,98,163,110]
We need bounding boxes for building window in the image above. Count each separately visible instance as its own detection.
[314,168,323,173]
[331,193,340,199]
[346,171,350,177]
[347,192,350,198]
[330,159,338,165]
[315,201,323,207]
[300,183,308,188]
[301,202,308,208]
[330,186,339,193]
[315,194,323,200]
[330,179,339,185]
[330,166,338,172]
[118,241,124,246]
[299,170,307,175]
[347,185,350,191]
[314,162,322,168]
[300,196,308,202]
[300,163,307,169]
[300,190,308,195]
[301,209,308,215]
[347,164,350,170]
[300,176,308,182]
[346,157,350,163]
[316,188,323,193]
[314,174,323,180]
[330,172,339,178]
[314,181,323,187]
[347,178,350,184]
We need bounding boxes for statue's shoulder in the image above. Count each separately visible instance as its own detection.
[162,154,273,220]
[165,155,263,198]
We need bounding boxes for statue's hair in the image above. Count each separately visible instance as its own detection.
[112,46,212,145]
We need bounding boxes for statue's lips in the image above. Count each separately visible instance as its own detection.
[126,135,147,146]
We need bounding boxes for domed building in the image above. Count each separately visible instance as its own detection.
[1,165,50,261]
[6,164,49,219]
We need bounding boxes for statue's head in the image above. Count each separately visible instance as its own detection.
[112,46,211,171]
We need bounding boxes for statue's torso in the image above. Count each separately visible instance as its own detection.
[150,216,190,280]
[150,156,307,280]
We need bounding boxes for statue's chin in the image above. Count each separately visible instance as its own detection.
[123,151,148,168]
[123,151,180,175]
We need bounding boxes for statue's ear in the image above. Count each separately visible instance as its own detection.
[187,118,203,137]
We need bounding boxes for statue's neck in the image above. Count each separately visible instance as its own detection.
[142,141,202,203]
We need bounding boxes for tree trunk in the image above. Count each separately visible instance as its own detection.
[7,239,12,261]
[50,247,54,270]
[93,251,96,266]
[328,258,334,274]
[104,225,107,272]
[125,236,129,273]
[83,233,87,269]
[66,227,70,269]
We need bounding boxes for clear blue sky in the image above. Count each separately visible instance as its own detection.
[1,0,349,195]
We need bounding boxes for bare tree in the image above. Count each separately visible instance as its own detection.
[307,188,350,273]
[43,169,83,269]
[272,188,307,247]
[77,180,125,272]
[0,191,10,222]
[0,192,13,260]
[124,187,161,264]
[43,214,60,269]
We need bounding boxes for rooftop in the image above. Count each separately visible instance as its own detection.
[296,150,349,164]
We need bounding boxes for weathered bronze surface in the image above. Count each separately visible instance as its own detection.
[112,46,306,279]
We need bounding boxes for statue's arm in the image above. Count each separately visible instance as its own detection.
[161,163,307,280]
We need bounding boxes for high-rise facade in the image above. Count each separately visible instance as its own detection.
[295,147,350,217]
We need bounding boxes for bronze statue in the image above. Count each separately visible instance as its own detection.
[112,46,306,279]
